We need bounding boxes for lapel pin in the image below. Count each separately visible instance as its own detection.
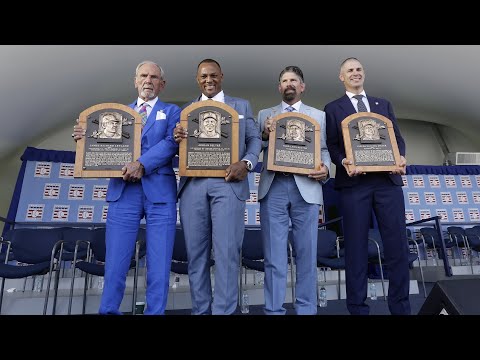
[375,102,379,105]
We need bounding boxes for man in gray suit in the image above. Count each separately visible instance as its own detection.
[174,59,262,315]
[258,65,331,315]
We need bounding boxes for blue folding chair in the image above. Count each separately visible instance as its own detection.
[0,227,66,314]
[316,229,345,299]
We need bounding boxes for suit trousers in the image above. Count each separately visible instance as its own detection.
[260,175,319,315]
[340,174,411,315]
[180,177,245,315]
[99,182,176,315]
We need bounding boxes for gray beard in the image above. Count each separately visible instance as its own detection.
[141,90,155,100]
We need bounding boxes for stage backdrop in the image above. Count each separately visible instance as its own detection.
[4,147,480,237]
[3,147,326,234]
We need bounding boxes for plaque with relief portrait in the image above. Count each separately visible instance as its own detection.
[179,102,239,177]
[74,103,142,178]
[341,112,401,172]
[267,113,321,175]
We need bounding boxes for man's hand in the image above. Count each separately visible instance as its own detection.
[342,158,365,177]
[390,156,407,175]
[173,122,187,144]
[225,161,249,182]
[262,116,276,140]
[308,162,329,181]
[72,119,86,142]
[122,161,145,182]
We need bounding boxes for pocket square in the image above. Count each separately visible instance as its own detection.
[156,111,166,120]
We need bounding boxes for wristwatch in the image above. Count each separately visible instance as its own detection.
[242,159,253,171]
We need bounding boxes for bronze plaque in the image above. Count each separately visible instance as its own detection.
[179,102,239,177]
[74,103,142,178]
[267,113,321,175]
[341,112,401,172]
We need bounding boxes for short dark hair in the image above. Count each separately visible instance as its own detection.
[279,65,304,83]
[197,58,222,71]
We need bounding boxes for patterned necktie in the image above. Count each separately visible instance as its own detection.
[285,106,295,112]
[139,103,148,127]
[353,95,367,113]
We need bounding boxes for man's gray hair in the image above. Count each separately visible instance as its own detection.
[135,61,165,80]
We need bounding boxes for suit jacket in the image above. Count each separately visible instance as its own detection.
[106,99,180,203]
[324,94,406,189]
[257,103,331,204]
[177,94,262,201]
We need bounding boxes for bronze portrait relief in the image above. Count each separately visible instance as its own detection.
[192,110,223,142]
[267,112,321,175]
[88,111,132,143]
[354,118,385,143]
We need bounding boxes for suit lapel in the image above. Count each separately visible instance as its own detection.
[338,95,356,118]
[299,103,311,117]
[224,95,235,108]
[143,100,164,136]
[271,104,282,117]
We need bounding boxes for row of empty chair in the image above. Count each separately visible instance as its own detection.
[6,221,467,314]
[412,226,480,268]
[240,222,428,305]
[0,226,146,315]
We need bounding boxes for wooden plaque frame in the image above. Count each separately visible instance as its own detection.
[267,113,321,175]
[179,102,239,177]
[341,112,401,172]
[74,103,142,178]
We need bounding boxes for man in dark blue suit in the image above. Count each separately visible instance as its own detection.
[173,59,262,314]
[324,57,411,315]
[74,61,180,315]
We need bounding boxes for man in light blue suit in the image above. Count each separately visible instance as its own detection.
[73,61,180,315]
[258,65,331,315]
[174,59,262,315]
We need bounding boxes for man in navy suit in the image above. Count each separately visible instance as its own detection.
[74,61,180,315]
[324,57,411,315]
[174,59,262,315]
[258,65,331,315]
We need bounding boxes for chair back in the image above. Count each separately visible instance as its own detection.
[465,227,480,250]
[317,229,338,258]
[367,228,385,258]
[11,228,64,264]
[89,228,107,262]
[172,228,188,263]
[241,229,264,272]
[61,227,93,252]
[419,227,452,247]
[447,226,467,246]
[242,229,263,261]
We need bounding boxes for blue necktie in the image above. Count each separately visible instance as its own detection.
[285,106,295,112]
[139,103,148,127]
[353,95,367,113]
